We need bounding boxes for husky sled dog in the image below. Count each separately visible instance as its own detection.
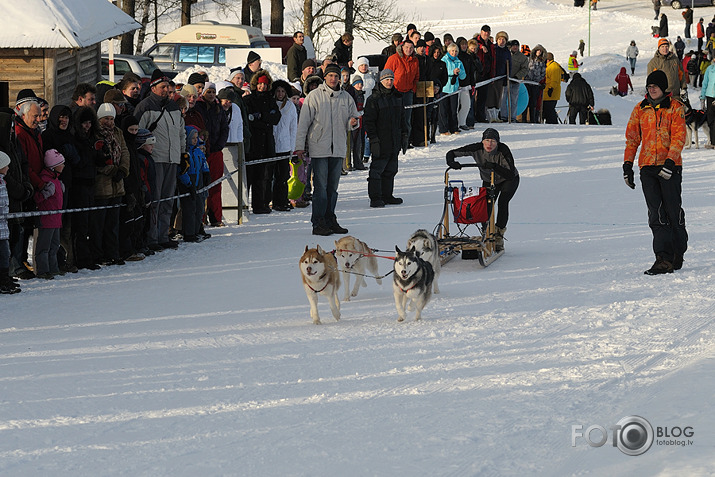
[682,97,710,149]
[393,246,435,322]
[299,245,341,324]
[334,236,382,302]
[406,229,441,295]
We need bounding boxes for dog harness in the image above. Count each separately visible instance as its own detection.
[306,273,330,293]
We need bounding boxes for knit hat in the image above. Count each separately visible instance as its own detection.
[324,64,341,77]
[481,25,491,33]
[646,69,669,93]
[217,87,237,102]
[658,38,670,49]
[482,127,500,142]
[406,23,417,32]
[203,82,216,92]
[350,74,363,86]
[301,58,317,70]
[416,39,427,48]
[379,68,394,81]
[44,149,65,169]
[104,89,126,104]
[247,51,261,64]
[187,72,206,86]
[0,151,10,170]
[257,75,270,84]
[571,50,578,56]
[150,68,169,88]
[96,103,116,119]
[136,128,156,148]
[178,83,198,98]
[424,31,435,42]
[15,89,38,108]
[355,57,369,68]
[495,31,509,42]
[228,67,243,82]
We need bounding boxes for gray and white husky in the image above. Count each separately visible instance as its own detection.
[406,229,441,294]
[393,246,435,322]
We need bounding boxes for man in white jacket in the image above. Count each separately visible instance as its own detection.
[295,64,360,236]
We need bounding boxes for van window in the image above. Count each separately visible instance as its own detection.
[179,45,215,64]
[152,44,175,63]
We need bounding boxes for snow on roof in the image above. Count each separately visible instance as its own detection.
[2,0,141,49]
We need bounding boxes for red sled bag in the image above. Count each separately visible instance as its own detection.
[450,181,488,224]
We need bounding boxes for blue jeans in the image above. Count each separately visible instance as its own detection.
[401,91,414,140]
[628,57,636,72]
[311,157,342,227]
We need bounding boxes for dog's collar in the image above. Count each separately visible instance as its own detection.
[307,273,329,293]
[398,283,417,293]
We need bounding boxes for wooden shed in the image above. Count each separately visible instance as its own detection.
[0,0,140,108]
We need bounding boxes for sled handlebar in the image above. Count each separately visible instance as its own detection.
[446,163,480,171]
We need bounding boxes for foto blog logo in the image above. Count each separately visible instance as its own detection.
[571,415,695,456]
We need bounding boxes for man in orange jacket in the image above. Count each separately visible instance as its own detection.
[384,40,419,149]
[623,70,688,275]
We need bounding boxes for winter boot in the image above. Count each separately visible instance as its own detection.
[644,255,674,275]
[0,269,21,294]
[673,253,684,271]
[494,226,506,252]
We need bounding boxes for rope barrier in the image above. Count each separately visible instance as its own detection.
[6,164,245,220]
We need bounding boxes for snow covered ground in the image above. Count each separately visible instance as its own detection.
[2,0,715,475]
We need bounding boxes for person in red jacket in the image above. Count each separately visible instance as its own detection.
[615,67,634,96]
[384,40,419,149]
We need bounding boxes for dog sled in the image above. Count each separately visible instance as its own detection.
[435,164,504,267]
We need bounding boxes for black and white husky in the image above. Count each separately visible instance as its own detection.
[393,246,435,322]
[406,229,441,295]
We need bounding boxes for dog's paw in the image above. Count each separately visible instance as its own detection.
[313,319,322,325]
[397,317,405,322]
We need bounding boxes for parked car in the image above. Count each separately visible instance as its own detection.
[101,54,176,84]
[143,21,269,74]
[661,0,714,9]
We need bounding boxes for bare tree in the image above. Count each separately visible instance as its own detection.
[181,0,193,25]
[120,0,137,54]
[251,0,263,29]
[299,0,406,57]
[271,0,285,34]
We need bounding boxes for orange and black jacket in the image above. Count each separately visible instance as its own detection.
[624,95,686,168]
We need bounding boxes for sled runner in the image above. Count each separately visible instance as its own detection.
[435,164,504,267]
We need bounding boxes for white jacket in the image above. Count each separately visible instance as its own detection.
[274,100,298,153]
[354,70,377,99]
[295,83,359,158]
[226,103,244,144]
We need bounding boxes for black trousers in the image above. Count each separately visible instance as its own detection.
[543,100,559,124]
[246,161,275,211]
[368,152,399,200]
[90,196,121,261]
[640,165,688,262]
[706,96,715,145]
[568,104,589,124]
[271,156,291,208]
[484,175,520,229]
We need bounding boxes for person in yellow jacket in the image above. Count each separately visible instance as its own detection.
[543,52,567,124]
[623,70,688,275]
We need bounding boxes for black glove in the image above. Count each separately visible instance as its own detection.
[112,170,125,183]
[449,161,462,170]
[401,135,408,155]
[547,87,553,96]
[371,141,381,159]
[450,75,457,85]
[623,162,635,189]
[658,159,675,180]
[481,162,495,170]
[189,185,197,199]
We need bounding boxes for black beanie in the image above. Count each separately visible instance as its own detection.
[187,72,206,86]
[482,127,500,142]
[15,88,38,107]
[150,69,169,88]
[424,32,435,42]
[247,51,261,64]
[324,64,341,77]
[646,69,669,94]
